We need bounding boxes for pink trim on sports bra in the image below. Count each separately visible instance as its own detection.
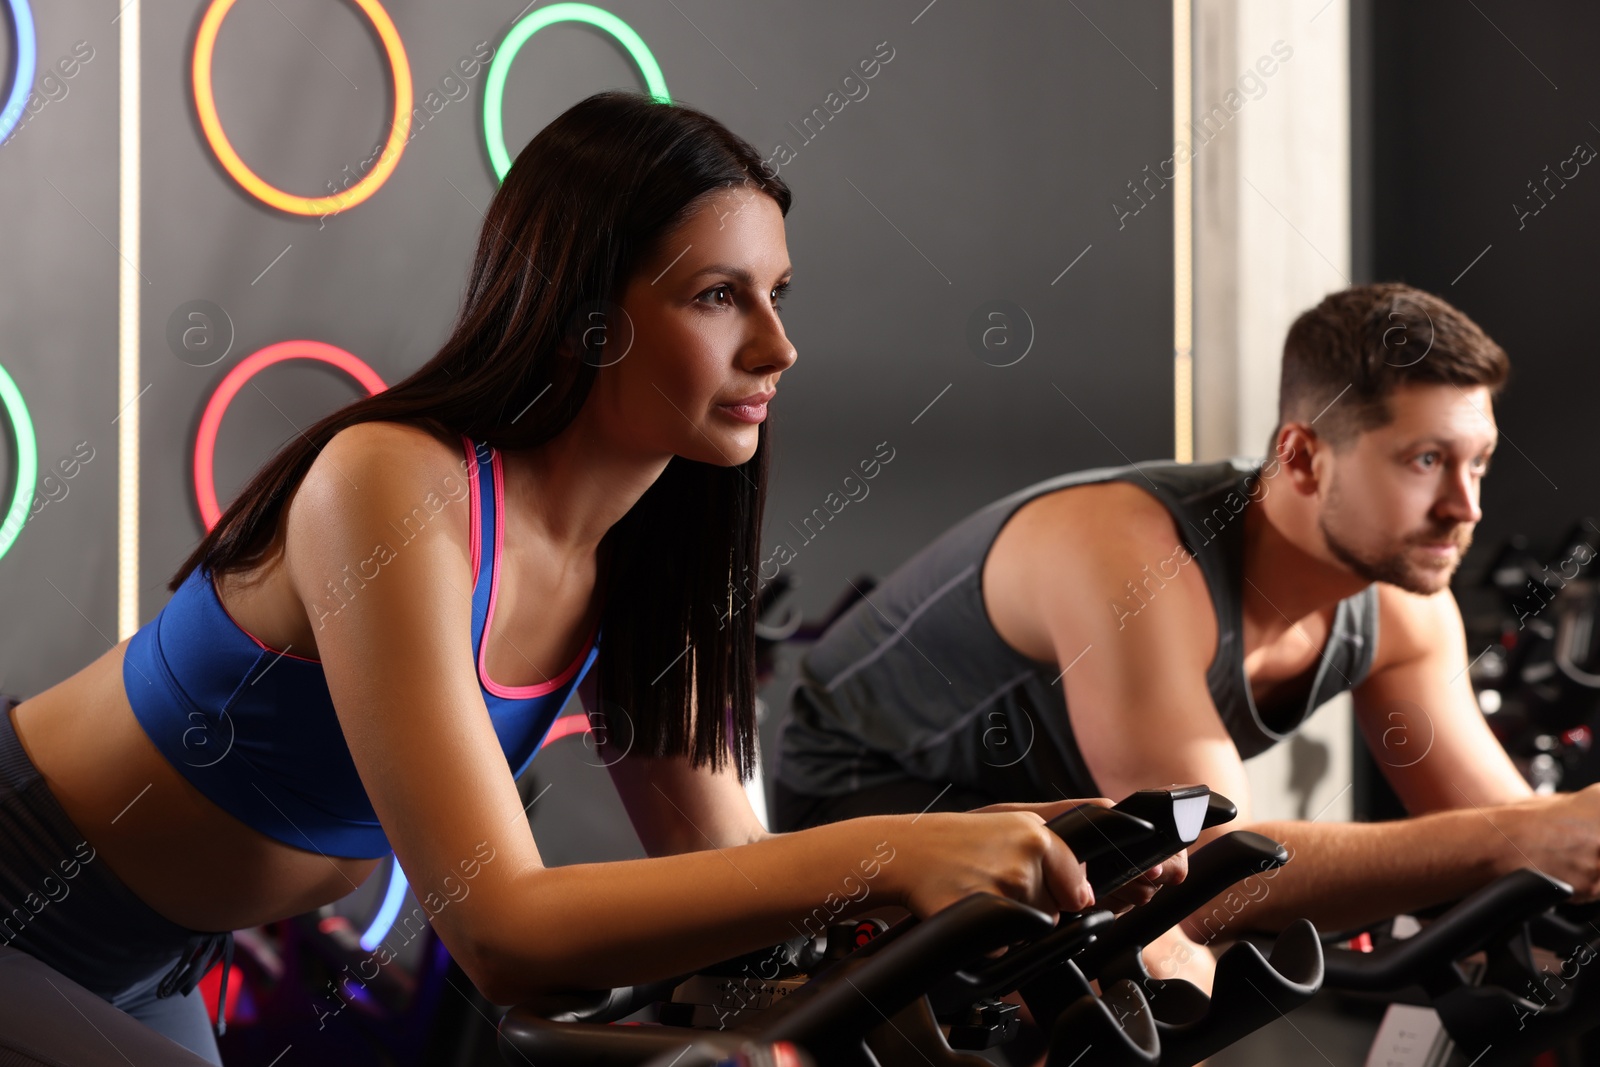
[474,443,600,698]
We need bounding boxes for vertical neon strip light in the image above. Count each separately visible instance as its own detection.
[1172,0,1193,463]
[118,1,141,639]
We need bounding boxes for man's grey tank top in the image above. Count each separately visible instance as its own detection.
[774,458,1380,802]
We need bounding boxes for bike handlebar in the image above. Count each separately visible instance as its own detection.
[1322,868,1572,996]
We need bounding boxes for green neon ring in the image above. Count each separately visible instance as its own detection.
[0,364,38,560]
[483,3,670,182]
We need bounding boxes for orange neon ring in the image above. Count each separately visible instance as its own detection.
[192,0,414,216]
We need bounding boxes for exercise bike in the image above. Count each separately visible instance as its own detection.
[1320,518,1600,1065]
[1462,520,1600,796]
[1314,865,1600,1066]
[496,786,1327,1067]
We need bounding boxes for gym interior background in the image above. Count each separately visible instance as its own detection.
[0,1,1595,1063]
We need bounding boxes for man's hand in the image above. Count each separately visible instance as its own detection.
[966,798,1191,914]
[1491,783,1600,900]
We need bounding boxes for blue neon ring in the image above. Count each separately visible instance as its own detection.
[359,858,410,951]
[0,0,38,145]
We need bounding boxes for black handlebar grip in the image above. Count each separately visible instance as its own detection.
[763,893,1052,1057]
[930,909,1117,1011]
[1076,831,1289,980]
[498,1015,745,1066]
[512,974,687,1025]
[1152,919,1325,1067]
[1047,787,1224,900]
[1045,978,1161,1067]
[1045,806,1160,866]
[1087,787,1232,898]
[1322,868,1572,995]
[1113,787,1228,843]
[1202,792,1237,829]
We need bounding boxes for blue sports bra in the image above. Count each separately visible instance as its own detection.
[123,435,600,859]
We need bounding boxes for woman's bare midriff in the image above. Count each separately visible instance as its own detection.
[7,424,600,935]
[9,637,381,934]
[11,572,384,947]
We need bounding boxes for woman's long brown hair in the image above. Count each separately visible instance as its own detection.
[169,90,791,779]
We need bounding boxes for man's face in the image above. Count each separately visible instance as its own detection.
[1317,383,1497,595]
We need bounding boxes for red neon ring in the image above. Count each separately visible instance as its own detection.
[195,341,387,530]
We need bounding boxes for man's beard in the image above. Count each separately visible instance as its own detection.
[1320,510,1473,594]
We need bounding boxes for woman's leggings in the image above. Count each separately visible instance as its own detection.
[0,693,233,1065]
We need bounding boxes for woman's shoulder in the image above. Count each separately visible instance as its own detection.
[289,420,477,560]
[326,419,468,469]
[312,420,478,497]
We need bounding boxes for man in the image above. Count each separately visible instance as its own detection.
[771,282,1600,983]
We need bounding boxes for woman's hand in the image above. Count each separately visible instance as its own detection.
[1098,856,1188,915]
[964,798,1191,915]
[883,808,1096,920]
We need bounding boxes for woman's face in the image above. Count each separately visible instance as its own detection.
[586,184,796,467]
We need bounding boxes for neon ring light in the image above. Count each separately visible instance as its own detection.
[483,2,669,182]
[0,364,38,561]
[359,856,410,951]
[195,341,386,530]
[0,0,37,145]
[192,0,414,215]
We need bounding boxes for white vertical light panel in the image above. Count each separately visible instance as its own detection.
[1191,0,1354,824]
[118,0,141,639]
[1194,0,1350,462]
[1233,1,1350,462]
[1173,0,1194,462]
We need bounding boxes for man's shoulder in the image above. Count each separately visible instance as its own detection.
[987,471,1218,651]
[1005,476,1189,568]
[1366,582,1465,673]
[1013,456,1251,529]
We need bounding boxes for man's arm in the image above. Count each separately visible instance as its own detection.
[1238,584,1578,933]
[1350,583,1530,812]
[987,483,1600,944]
[590,669,772,855]
[985,482,1255,813]
[1230,583,1600,933]
[984,482,1252,985]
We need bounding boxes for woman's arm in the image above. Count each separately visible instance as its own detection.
[472,811,1064,1001]
[289,424,1094,1004]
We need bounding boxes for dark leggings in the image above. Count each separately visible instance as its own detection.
[769,775,1002,831]
[0,694,232,1065]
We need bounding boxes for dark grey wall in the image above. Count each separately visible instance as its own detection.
[1367,0,1599,573]
[0,3,119,691]
[1,2,1173,855]
[1352,0,1600,822]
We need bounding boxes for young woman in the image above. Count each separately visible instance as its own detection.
[0,91,1169,1064]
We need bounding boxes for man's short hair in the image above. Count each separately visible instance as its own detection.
[1271,282,1510,454]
